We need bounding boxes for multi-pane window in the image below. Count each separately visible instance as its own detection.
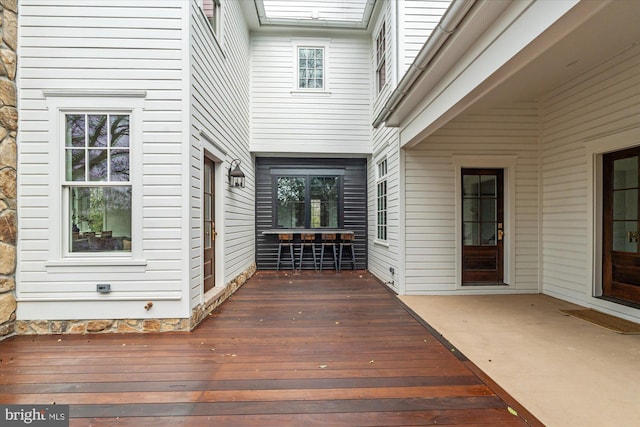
[65,113,132,252]
[202,0,221,35]
[376,22,386,93]
[298,47,324,89]
[277,177,306,228]
[310,177,339,227]
[377,159,388,241]
[276,175,339,228]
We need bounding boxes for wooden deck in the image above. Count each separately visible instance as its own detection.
[0,271,542,426]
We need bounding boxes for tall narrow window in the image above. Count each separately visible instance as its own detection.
[377,158,388,241]
[202,0,221,36]
[65,114,132,252]
[310,177,339,228]
[298,47,324,89]
[276,176,306,228]
[376,22,386,93]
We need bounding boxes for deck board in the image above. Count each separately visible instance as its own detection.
[0,271,542,426]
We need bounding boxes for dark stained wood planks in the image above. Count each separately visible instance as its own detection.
[0,271,542,426]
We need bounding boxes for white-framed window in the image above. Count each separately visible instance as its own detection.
[376,22,386,93]
[298,46,324,90]
[64,113,132,253]
[376,158,388,241]
[43,91,145,265]
[202,0,221,36]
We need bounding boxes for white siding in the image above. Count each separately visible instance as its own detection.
[368,0,451,293]
[250,33,371,154]
[369,0,401,291]
[541,44,640,313]
[398,0,451,76]
[17,1,188,319]
[189,0,253,307]
[404,103,540,294]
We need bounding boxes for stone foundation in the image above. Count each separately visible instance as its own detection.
[14,263,257,335]
[0,0,17,341]
[190,262,257,328]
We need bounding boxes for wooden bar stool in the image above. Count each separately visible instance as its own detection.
[338,233,356,271]
[298,233,318,271]
[276,233,295,270]
[319,233,338,271]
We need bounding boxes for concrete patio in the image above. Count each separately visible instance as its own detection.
[400,293,640,427]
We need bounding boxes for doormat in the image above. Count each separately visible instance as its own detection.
[560,309,640,334]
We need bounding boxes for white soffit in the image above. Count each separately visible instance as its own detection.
[255,0,376,29]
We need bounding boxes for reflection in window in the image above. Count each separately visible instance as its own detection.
[275,175,340,228]
[463,173,497,246]
[612,156,639,252]
[70,187,132,252]
[65,113,131,252]
[298,47,324,89]
[277,177,306,228]
[310,177,338,227]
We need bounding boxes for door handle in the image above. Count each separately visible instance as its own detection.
[497,230,504,241]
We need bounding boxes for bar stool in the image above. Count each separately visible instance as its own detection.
[319,233,338,271]
[298,233,318,271]
[338,233,356,271]
[276,233,295,270]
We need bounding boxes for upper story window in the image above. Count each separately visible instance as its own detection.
[298,47,324,90]
[202,0,221,36]
[65,113,132,253]
[376,158,388,241]
[376,22,386,93]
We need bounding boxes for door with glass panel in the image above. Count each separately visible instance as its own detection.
[603,147,640,305]
[461,169,504,285]
[203,157,215,293]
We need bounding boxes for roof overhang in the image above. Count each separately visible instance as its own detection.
[382,0,640,148]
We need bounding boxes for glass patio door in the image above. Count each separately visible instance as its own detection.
[603,147,640,305]
[461,169,504,285]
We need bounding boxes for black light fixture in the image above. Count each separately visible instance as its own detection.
[228,159,245,188]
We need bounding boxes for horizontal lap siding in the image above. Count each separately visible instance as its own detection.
[18,2,185,310]
[541,45,640,302]
[250,35,371,154]
[369,1,400,291]
[368,0,451,293]
[255,158,367,270]
[189,1,252,306]
[404,104,540,294]
[399,0,451,76]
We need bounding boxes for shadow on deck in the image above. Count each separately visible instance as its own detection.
[0,271,542,426]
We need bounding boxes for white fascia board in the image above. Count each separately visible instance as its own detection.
[397,0,590,148]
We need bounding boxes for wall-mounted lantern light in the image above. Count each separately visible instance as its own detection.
[228,159,245,188]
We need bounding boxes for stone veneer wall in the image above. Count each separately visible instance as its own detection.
[0,0,18,340]
[15,263,257,335]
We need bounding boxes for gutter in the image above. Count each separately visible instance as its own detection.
[372,0,476,128]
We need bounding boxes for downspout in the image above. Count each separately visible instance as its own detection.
[372,0,476,128]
